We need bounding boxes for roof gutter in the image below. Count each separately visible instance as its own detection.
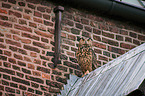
[50,0,145,24]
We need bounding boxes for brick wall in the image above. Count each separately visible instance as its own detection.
[0,0,145,96]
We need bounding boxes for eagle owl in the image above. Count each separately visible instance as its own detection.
[76,38,98,75]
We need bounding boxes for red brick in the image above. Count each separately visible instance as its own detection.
[18,61,26,66]
[18,2,25,6]
[34,11,42,17]
[95,16,104,22]
[24,56,31,62]
[63,39,75,46]
[9,58,16,64]
[129,32,137,38]
[61,32,67,38]
[138,35,145,41]
[85,26,92,32]
[90,21,97,27]
[22,68,31,74]
[63,19,74,26]
[0,44,6,48]
[98,23,108,30]
[6,39,21,47]
[93,35,101,41]
[4,50,11,56]
[133,39,140,45]
[38,24,46,31]
[33,17,43,23]
[41,37,49,43]
[93,42,106,49]
[35,30,53,38]
[46,8,51,13]
[37,6,46,12]
[23,14,31,20]
[74,16,81,22]
[116,35,123,41]
[43,14,50,20]
[120,43,136,49]
[0,67,15,75]
[102,38,119,46]
[102,31,114,38]
[81,18,89,25]
[44,20,53,26]
[75,23,83,29]
[5,87,15,93]
[0,20,12,27]
[26,75,44,84]
[24,45,40,53]
[12,77,30,85]
[120,30,128,35]
[25,9,32,14]
[13,35,21,41]
[0,15,8,20]
[108,46,125,54]
[33,71,41,76]
[68,34,76,40]
[19,19,27,25]
[28,63,35,69]
[33,41,49,49]
[6,33,12,38]
[14,24,32,32]
[0,8,7,14]
[49,87,60,93]
[9,16,17,23]
[33,59,41,64]
[62,26,70,32]
[8,0,16,4]
[28,4,36,9]
[99,55,108,61]
[0,38,4,42]
[2,3,11,8]
[12,65,20,71]
[46,80,63,89]
[26,0,41,4]
[93,28,101,35]
[109,26,119,33]
[40,55,50,61]
[17,72,24,78]
[30,52,37,57]
[125,37,132,43]
[9,10,21,18]
[14,53,23,60]
[29,22,37,28]
[22,32,39,40]
[94,48,102,54]
[0,32,4,36]
[3,62,11,68]
[21,38,31,44]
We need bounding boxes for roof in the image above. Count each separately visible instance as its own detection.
[58,43,145,96]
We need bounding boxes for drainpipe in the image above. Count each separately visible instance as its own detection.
[50,0,145,24]
[53,6,64,68]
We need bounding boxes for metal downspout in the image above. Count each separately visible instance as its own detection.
[53,6,64,68]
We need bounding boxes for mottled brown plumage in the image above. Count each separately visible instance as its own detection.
[76,38,98,75]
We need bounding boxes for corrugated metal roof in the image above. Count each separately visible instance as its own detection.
[59,43,145,96]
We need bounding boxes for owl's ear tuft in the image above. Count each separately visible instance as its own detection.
[78,37,85,42]
[87,38,93,41]
[77,36,81,41]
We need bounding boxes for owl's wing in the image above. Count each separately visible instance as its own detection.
[91,49,98,70]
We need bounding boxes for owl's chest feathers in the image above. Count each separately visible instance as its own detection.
[77,48,92,62]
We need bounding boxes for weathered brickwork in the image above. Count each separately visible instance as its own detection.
[0,0,145,96]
